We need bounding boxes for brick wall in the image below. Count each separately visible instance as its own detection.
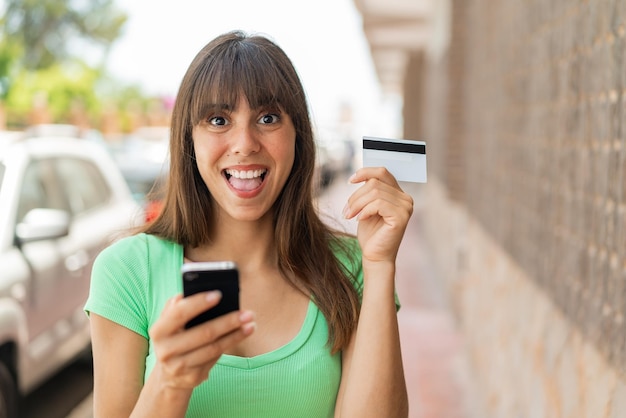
[414,0,626,415]
[421,180,626,417]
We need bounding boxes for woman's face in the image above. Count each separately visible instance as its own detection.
[192,96,296,223]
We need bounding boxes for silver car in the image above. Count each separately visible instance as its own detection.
[0,133,142,417]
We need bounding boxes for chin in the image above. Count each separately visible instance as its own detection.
[226,208,273,223]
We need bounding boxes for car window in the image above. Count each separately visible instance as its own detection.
[17,159,70,222]
[55,157,112,215]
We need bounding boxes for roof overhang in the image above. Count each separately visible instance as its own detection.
[353,0,444,94]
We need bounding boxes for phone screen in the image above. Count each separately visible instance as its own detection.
[182,261,240,328]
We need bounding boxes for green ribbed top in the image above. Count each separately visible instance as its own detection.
[84,233,363,417]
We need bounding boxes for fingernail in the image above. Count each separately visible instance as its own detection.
[206,290,222,302]
[239,310,254,322]
[347,173,356,183]
[342,204,350,218]
[242,322,256,335]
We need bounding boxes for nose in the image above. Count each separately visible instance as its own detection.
[230,124,261,156]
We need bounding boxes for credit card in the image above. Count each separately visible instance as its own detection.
[362,136,427,183]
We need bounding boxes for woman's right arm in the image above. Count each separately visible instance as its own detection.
[90,291,255,418]
[90,313,149,417]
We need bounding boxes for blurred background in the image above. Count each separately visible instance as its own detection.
[2,0,626,417]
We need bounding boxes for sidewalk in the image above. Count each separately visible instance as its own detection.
[318,175,478,418]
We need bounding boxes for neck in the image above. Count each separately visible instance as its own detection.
[185,212,278,272]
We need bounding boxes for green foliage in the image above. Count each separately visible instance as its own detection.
[4,62,102,126]
[0,0,159,131]
[3,0,128,70]
[0,37,22,99]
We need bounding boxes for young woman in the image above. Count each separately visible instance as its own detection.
[85,30,412,417]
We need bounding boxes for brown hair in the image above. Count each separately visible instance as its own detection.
[143,31,360,352]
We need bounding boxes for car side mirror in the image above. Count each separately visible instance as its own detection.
[15,208,71,244]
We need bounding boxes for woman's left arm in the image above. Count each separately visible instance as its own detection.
[335,167,413,418]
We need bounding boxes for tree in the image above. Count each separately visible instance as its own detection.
[0,0,130,128]
[2,0,127,70]
[5,62,101,126]
[0,37,21,98]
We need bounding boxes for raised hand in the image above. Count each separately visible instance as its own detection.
[149,291,255,389]
[343,167,414,265]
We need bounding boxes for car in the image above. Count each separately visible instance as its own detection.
[108,127,170,223]
[314,129,356,190]
[314,140,332,191]
[23,124,82,138]
[0,132,143,416]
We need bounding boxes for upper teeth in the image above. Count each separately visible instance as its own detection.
[225,169,266,179]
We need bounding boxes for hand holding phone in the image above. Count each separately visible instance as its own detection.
[182,261,240,329]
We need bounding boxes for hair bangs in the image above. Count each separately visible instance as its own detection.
[189,39,298,126]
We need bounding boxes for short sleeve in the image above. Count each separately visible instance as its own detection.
[84,234,150,338]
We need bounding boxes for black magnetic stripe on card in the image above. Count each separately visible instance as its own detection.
[363,139,426,154]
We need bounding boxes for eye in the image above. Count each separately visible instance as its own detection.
[208,116,228,126]
[259,113,280,124]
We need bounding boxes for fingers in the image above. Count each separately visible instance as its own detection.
[155,318,256,388]
[177,314,255,367]
[348,167,400,188]
[344,168,413,221]
[344,167,414,263]
[156,309,255,363]
[150,292,256,359]
[344,184,411,221]
[151,291,223,337]
[149,294,256,388]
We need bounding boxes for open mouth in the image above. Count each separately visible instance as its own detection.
[224,168,267,191]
